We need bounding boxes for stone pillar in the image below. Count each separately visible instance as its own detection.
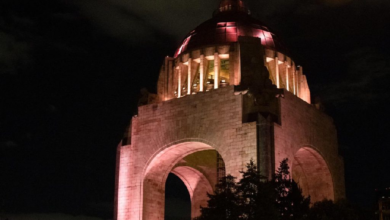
[293,66,296,95]
[200,55,205,92]
[163,57,169,100]
[275,57,280,88]
[115,145,142,220]
[229,51,235,85]
[168,59,173,99]
[178,65,182,98]
[234,43,241,85]
[214,53,219,89]
[285,64,289,91]
[297,67,301,98]
[257,113,275,181]
[188,58,192,95]
[295,70,298,96]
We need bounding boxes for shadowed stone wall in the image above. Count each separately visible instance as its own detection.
[115,86,345,220]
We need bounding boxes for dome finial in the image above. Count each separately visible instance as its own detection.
[216,0,250,15]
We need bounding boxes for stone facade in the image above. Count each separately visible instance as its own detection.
[114,86,345,219]
[114,1,345,219]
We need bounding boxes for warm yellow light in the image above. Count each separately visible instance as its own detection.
[206,55,214,60]
[266,57,274,62]
[219,54,229,59]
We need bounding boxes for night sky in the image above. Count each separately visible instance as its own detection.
[1,0,390,219]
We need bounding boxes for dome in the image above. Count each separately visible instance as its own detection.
[174,0,287,58]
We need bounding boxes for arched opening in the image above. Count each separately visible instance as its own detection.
[165,173,191,220]
[142,142,225,220]
[292,147,334,203]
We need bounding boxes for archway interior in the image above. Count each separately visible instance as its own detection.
[142,142,224,219]
[292,147,335,203]
[165,173,191,220]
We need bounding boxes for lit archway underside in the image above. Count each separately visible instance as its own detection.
[172,166,213,218]
[292,147,334,203]
[142,142,219,220]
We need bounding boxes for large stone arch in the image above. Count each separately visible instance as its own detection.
[142,141,223,220]
[292,147,335,203]
[171,166,213,218]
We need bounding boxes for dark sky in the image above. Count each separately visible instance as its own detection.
[1,0,390,218]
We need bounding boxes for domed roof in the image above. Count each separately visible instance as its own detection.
[174,0,286,58]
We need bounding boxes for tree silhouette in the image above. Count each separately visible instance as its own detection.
[195,159,310,220]
[237,159,278,220]
[195,175,240,220]
[275,158,310,220]
[307,199,371,220]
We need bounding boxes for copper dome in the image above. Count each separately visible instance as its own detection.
[174,0,286,57]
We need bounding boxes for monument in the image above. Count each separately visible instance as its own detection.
[114,0,345,219]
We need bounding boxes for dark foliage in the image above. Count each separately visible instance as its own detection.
[275,159,310,220]
[195,175,240,220]
[237,160,279,220]
[195,159,371,220]
[306,199,373,220]
[195,160,279,220]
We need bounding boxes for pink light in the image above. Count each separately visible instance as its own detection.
[217,22,226,27]
[172,166,213,218]
[263,31,272,38]
[226,27,237,34]
[142,142,214,219]
[292,147,335,203]
[175,35,192,58]
[226,22,236,27]
[216,27,226,33]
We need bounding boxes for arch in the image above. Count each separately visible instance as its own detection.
[292,147,334,203]
[172,166,213,218]
[142,141,222,220]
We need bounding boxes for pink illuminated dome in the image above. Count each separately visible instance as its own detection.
[174,0,287,57]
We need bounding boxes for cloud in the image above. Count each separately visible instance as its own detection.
[1,140,18,149]
[72,0,217,44]
[316,47,390,106]
[70,0,390,48]
[250,0,389,20]
[0,213,103,220]
[0,32,32,75]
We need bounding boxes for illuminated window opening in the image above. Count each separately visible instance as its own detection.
[192,64,201,94]
[266,60,276,85]
[205,60,214,91]
[220,59,230,87]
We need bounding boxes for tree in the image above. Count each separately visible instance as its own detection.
[287,181,311,219]
[307,199,371,220]
[275,158,310,220]
[195,175,240,220]
[237,160,279,220]
[195,159,309,220]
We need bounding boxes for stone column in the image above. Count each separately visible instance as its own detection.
[275,57,280,88]
[163,57,169,100]
[168,59,173,99]
[285,64,289,91]
[178,65,181,98]
[293,66,296,95]
[200,55,205,92]
[188,58,192,95]
[214,53,219,89]
[257,113,275,181]
[297,67,301,98]
[295,70,299,96]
